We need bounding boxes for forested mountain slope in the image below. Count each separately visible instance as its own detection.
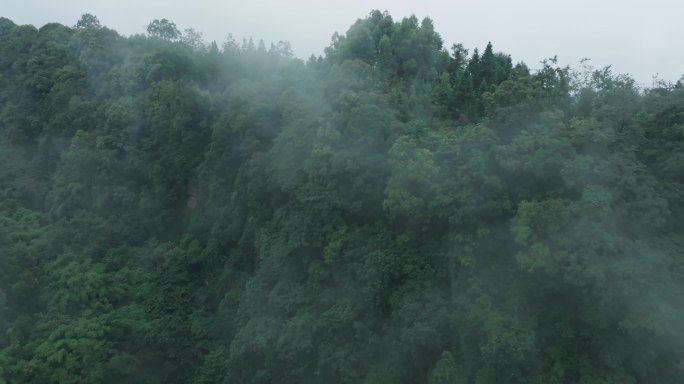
[1,11,684,383]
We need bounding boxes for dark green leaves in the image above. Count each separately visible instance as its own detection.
[1,11,683,384]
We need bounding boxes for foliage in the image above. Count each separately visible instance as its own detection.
[147,18,181,41]
[0,10,683,384]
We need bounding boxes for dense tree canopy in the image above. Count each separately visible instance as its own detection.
[1,10,683,383]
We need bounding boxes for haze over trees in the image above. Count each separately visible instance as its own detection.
[1,10,684,383]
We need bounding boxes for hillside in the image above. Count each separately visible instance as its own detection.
[1,11,684,383]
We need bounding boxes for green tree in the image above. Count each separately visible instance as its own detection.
[146,18,181,41]
[75,13,101,30]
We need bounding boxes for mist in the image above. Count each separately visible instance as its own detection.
[1,9,684,384]
[3,0,684,86]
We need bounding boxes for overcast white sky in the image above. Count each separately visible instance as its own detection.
[4,0,683,86]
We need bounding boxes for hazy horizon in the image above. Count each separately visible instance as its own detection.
[4,0,684,87]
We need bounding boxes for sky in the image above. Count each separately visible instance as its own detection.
[3,0,683,87]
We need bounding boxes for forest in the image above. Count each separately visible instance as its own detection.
[1,10,684,384]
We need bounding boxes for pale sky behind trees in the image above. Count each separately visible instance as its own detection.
[4,0,683,86]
